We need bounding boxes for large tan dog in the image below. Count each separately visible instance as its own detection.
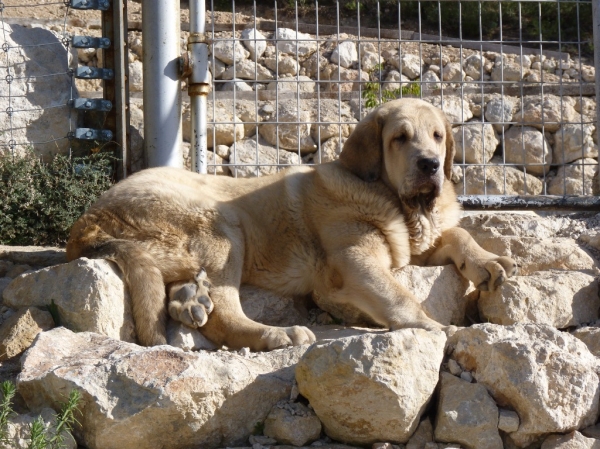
[67,98,517,350]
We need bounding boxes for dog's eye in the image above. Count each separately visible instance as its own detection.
[396,134,407,144]
[433,131,443,142]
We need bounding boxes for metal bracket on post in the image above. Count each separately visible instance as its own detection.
[76,66,114,80]
[70,0,110,10]
[73,98,113,111]
[72,36,111,49]
[188,0,211,174]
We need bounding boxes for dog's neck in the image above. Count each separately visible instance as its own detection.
[400,195,442,255]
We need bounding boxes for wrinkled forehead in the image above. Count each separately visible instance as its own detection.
[381,103,445,142]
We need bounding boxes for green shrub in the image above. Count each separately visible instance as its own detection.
[0,151,114,246]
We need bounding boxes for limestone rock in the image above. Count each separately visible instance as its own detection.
[0,307,54,360]
[212,40,249,65]
[479,271,599,328]
[361,51,384,72]
[18,327,307,449]
[464,54,487,80]
[406,418,433,449]
[427,96,473,123]
[485,96,517,132]
[219,78,254,91]
[498,409,520,433]
[442,62,465,82]
[421,71,441,90]
[309,99,355,143]
[0,245,66,267]
[547,158,597,196]
[3,258,135,342]
[183,102,245,148]
[0,24,78,160]
[266,75,316,93]
[456,164,543,195]
[259,100,317,153]
[515,95,578,133]
[448,324,600,447]
[263,401,322,446]
[571,327,600,358]
[541,431,600,449]
[389,53,423,80]
[491,55,529,82]
[275,29,317,58]
[128,60,143,92]
[435,372,503,449]
[453,122,498,164]
[308,136,344,164]
[476,236,598,275]
[166,320,218,351]
[553,124,598,164]
[228,137,301,177]
[503,126,552,175]
[222,60,274,81]
[296,329,446,445]
[331,41,358,69]
[263,54,300,76]
[241,28,267,61]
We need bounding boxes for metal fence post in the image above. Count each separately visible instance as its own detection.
[594,0,600,195]
[189,0,210,174]
[142,0,183,168]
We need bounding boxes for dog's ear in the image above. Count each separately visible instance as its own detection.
[340,108,386,182]
[443,117,455,181]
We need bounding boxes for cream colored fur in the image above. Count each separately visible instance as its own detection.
[66,98,517,350]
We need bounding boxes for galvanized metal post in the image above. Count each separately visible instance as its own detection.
[142,0,183,168]
[189,0,211,174]
[594,0,600,195]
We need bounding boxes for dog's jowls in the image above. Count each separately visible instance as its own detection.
[66,98,517,351]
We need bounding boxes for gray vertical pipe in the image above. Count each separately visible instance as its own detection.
[189,0,210,174]
[142,0,183,168]
[594,0,600,194]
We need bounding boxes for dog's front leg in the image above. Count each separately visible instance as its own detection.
[323,249,453,335]
[425,227,518,291]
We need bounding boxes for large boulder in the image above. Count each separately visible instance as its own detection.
[449,324,600,447]
[478,271,599,328]
[456,164,543,195]
[0,307,54,360]
[228,137,301,177]
[296,329,446,445]
[553,123,598,164]
[17,328,307,449]
[475,236,598,275]
[259,100,317,153]
[0,24,78,160]
[515,95,578,133]
[2,258,135,342]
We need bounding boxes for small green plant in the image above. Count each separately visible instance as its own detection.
[46,389,81,449]
[0,381,16,443]
[252,421,265,435]
[0,151,114,246]
[44,300,61,327]
[362,79,422,108]
[27,417,47,449]
[0,382,80,449]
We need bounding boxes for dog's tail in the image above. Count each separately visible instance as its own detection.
[66,221,167,346]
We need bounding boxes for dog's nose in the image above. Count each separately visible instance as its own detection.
[417,157,440,176]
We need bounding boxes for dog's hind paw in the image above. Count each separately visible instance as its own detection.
[167,269,214,328]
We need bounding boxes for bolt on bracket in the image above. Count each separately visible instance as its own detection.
[75,66,114,80]
[75,128,114,141]
[72,98,113,111]
[72,36,111,49]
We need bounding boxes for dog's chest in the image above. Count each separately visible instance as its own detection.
[404,208,442,256]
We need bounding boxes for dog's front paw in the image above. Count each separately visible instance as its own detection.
[470,255,518,291]
[262,326,316,350]
[167,270,214,328]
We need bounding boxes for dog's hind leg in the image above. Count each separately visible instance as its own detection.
[67,224,169,346]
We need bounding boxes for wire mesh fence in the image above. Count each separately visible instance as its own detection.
[0,1,76,159]
[200,0,599,208]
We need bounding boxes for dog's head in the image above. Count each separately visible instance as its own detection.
[340,98,455,207]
